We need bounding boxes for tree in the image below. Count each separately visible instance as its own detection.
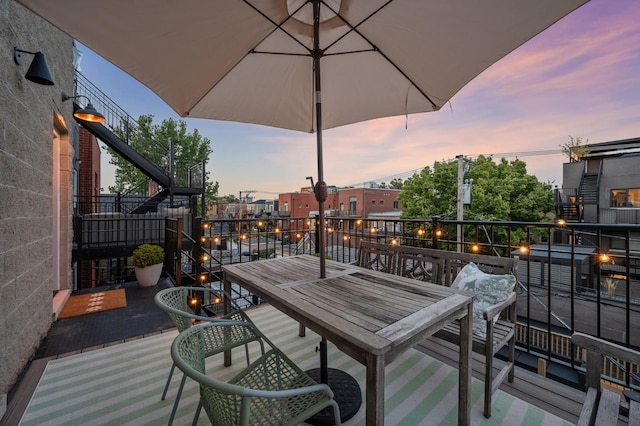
[560,135,589,162]
[106,115,219,207]
[398,156,554,222]
[389,178,404,189]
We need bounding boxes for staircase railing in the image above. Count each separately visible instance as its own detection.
[73,71,200,188]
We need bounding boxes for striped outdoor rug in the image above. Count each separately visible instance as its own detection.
[20,305,572,425]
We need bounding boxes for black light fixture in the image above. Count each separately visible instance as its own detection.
[61,92,106,123]
[14,47,55,86]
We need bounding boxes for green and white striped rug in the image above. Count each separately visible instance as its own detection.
[20,305,572,425]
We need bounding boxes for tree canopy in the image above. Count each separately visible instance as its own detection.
[560,135,589,162]
[398,156,554,222]
[106,115,219,208]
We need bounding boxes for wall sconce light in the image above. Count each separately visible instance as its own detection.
[61,91,106,123]
[14,47,54,86]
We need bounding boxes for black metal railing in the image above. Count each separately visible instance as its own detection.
[72,210,640,391]
[160,215,640,392]
[73,71,202,188]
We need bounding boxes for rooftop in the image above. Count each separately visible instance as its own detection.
[2,280,589,425]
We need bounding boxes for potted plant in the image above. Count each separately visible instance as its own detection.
[132,244,164,287]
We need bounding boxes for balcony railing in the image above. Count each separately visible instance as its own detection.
[70,204,640,392]
[162,215,640,393]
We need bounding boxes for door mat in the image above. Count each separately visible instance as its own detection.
[58,289,127,319]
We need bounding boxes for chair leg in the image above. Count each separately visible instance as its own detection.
[162,363,176,400]
[331,400,342,426]
[484,329,494,419]
[168,373,187,426]
[484,355,493,418]
[508,335,516,383]
[244,343,251,366]
[192,400,202,426]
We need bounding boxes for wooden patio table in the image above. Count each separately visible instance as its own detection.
[222,255,473,426]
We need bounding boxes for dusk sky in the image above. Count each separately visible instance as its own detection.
[75,0,640,199]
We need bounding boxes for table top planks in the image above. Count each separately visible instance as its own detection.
[223,255,473,426]
[223,255,473,362]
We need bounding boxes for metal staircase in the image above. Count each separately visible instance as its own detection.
[578,173,599,205]
[555,161,602,223]
[71,72,204,206]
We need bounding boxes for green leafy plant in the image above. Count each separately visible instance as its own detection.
[131,244,164,267]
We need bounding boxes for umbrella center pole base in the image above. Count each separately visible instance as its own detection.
[305,367,362,425]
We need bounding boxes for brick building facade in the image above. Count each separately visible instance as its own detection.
[278,186,402,218]
[78,127,101,214]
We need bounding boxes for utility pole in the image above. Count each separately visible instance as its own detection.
[457,155,464,252]
[456,156,475,252]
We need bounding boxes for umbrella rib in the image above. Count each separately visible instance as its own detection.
[186,1,314,114]
[324,0,441,110]
[242,0,312,55]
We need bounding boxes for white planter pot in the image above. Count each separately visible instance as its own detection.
[134,263,163,287]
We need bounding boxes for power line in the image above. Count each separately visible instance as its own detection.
[345,149,563,187]
[467,149,563,158]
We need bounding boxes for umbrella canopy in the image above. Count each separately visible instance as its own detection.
[19,0,589,277]
[19,0,588,133]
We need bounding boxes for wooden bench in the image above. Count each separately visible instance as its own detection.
[355,240,398,273]
[571,332,640,426]
[357,242,519,418]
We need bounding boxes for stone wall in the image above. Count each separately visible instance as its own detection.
[0,0,75,405]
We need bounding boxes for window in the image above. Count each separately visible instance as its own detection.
[380,200,384,206]
[611,188,640,207]
[393,201,399,209]
[371,200,376,206]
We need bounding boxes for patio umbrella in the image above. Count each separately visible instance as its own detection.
[19,0,589,278]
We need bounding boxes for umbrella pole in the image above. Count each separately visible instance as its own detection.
[305,5,363,424]
[313,0,326,282]
[312,0,328,385]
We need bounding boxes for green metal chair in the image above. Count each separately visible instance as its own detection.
[155,286,264,425]
[172,321,342,426]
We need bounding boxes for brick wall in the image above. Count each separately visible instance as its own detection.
[78,127,100,214]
